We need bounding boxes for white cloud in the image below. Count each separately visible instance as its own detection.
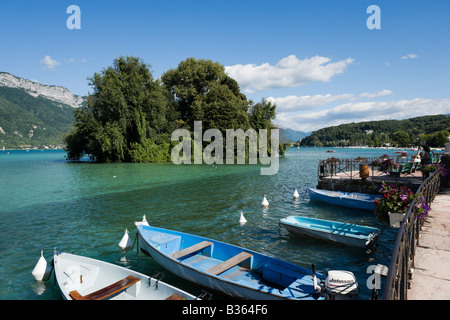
[275,98,450,132]
[225,55,354,93]
[40,55,60,70]
[267,90,393,112]
[357,89,393,99]
[401,53,418,60]
[267,93,353,111]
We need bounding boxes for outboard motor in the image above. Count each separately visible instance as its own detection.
[324,270,360,300]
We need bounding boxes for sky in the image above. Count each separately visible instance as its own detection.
[0,0,449,132]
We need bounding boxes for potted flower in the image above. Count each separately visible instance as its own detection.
[374,182,430,227]
[414,195,431,220]
[421,163,448,179]
[370,158,382,169]
[378,158,399,175]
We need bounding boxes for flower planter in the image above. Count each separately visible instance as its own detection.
[359,164,369,180]
[388,212,406,228]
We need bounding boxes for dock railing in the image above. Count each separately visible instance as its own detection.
[381,169,441,300]
[318,155,415,181]
[316,154,444,299]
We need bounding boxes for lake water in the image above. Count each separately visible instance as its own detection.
[0,147,400,300]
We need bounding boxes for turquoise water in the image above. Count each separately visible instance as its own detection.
[0,147,399,300]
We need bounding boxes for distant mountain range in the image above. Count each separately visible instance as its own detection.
[0,72,85,148]
[279,128,311,143]
[3,72,445,150]
[0,72,311,149]
[300,115,450,147]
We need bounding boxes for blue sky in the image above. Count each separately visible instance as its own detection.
[1,0,449,132]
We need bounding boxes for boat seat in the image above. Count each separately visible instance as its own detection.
[207,251,253,276]
[165,293,187,300]
[69,275,140,300]
[170,241,213,259]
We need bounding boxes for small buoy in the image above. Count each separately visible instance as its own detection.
[239,211,247,224]
[134,214,149,226]
[118,228,133,250]
[32,250,52,281]
[293,188,300,199]
[261,195,269,207]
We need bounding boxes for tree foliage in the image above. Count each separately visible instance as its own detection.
[65,56,177,162]
[65,56,280,162]
[161,57,250,133]
[300,115,450,148]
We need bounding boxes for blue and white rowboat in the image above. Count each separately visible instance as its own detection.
[307,188,381,211]
[279,216,379,248]
[136,224,326,300]
[135,223,360,300]
[53,252,199,300]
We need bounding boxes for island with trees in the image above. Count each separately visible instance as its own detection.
[64,56,279,163]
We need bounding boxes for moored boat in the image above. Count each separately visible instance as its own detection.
[53,251,199,300]
[135,222,360,300]
[279,216,379,248]
[307,187,381,211]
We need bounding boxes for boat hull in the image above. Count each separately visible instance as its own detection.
[53,252,197,300]
[279,216,379,248]
[307,188,381,211]
[136,224,324,300]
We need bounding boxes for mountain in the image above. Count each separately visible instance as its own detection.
[300,115,450,148]
[0,72,84,149]
[280,128,310,143]
[0,72,84,108]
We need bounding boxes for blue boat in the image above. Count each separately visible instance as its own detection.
[307,188,381,211]
[279,216,379,248]
[135,223,360,300]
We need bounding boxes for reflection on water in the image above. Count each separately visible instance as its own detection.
[0,148,399,300]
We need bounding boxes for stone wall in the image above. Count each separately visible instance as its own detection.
[317,177,420,194]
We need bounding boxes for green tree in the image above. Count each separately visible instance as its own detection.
[65,56,175,162]
[420,130,450,147]
[191,83,250,132]
[65,55,283,162]
[249,99,276,130]
[161,58,249,132]
[392,131,410,147]
[432,130,450,147]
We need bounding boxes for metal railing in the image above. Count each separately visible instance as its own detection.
[318,155,414,180]
[316,154,443,299]
[381,169,441,300]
